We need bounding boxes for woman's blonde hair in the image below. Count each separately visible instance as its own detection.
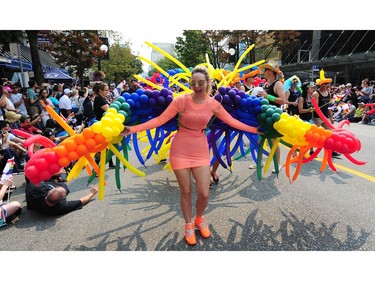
[191,66,212,95]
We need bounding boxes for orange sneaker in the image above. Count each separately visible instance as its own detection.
[185,223,196,245]
[194,216,211,238]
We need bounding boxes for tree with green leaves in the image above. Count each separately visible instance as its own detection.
[100,43,143,85]
[175,30,211,68]
[148,55,179,77]
[48,30,103,87]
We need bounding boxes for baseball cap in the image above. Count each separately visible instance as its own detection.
[64,88,72,95]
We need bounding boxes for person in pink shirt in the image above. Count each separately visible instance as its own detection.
[121,66,263,245]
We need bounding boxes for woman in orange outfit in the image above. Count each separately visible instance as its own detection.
[121,66,263,245]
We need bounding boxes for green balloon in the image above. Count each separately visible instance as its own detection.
[261,99,269,105]
[110,103,120,111]
[118,110,127,118]
[271,112,281,122]
[120,102,130,111]
[266,108,274,117]
[261,104,269,112]
[116,97,125,103]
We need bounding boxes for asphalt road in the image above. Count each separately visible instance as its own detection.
[1,122,375,279]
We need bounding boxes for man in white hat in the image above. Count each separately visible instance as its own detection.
[58,88,72,118]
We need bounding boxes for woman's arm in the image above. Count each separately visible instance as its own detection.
[214,101,258,134]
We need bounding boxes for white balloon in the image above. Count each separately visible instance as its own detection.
[251,86,264,96]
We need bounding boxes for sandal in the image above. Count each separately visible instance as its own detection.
[211,172,219,184]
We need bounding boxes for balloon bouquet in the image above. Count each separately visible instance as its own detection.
[15,44,366,200]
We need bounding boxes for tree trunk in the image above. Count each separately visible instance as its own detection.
[26,30,44,85]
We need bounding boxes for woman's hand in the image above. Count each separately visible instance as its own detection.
[120,126,131,136]
[256,126,266,135]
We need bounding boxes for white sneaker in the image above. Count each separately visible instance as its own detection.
[358,121,363,124]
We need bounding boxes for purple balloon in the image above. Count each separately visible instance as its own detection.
[157,96,165,105]
[228,89,236,99]
[223,94,230,104]
[160,88,169,97]
[214,94,222,102]
[234,95,242,105]
[144,89,153,97]
[165,95,173,104]
[152,90,160,99]
[148,97,156,107]
[218,86,226,95]
[238,91,246,98]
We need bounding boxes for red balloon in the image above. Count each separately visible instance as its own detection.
[39,170,52,181]
[48,163,61,174]
[35,158,49,171]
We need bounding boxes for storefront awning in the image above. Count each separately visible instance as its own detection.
[0,58,33,71]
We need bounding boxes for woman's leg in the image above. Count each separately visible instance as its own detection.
[191,165,211,217]
[3,201,21,218]
[173,168,192,223]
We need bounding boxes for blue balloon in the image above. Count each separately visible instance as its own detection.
[218,86,226,95]
[136,88,144,96]
[126,99,135,108]
[122,92,131,100]
[130,93,139,102]
[139,94,149,104]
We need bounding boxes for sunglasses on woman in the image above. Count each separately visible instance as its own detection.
[190,80,206,87]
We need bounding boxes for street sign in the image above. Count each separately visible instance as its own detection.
[313,65,319,71]
[9,43,20,59]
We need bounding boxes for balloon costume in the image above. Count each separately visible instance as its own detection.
[14,43,366,200]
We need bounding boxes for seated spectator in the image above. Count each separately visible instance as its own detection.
[41,128,68,145]
[19,115,43,134]
[25,168,98,216]
[0,126,27,174]
[348,102,366,123]
[341,100,356,121]
[0,176,22,228]
[359,105,375,124]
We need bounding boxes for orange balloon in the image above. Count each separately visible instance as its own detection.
[94,133,106,144]
[64,140,77,151]
[53,146,68,157]
[76,144,88,156]
[82,128,95,139]
[58,157,70,167]
[67,151,79,162]
[75,134,86,144]
[85,139,97,150]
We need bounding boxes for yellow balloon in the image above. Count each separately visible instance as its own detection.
[107,108,117,114]
[92,122,102,133]
[108,144,145,177]
[98,148,106,200]
[112,127,121,137]
[102,127,113,138]
[101,117,113,127]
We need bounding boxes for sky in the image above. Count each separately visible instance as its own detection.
[115,27,184,73]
